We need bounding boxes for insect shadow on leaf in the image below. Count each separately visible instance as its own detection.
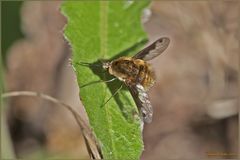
[74,37,170,124]
[74,40,147,123]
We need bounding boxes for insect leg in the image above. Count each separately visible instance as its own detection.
[80,78,117,89]
[101,83,123,107]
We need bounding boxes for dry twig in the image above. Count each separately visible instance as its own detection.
[2,91,103,159]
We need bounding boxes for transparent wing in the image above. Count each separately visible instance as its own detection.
[127,83,153,123]
[133,37,170,61]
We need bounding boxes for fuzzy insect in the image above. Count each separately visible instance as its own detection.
[102,37,170,123]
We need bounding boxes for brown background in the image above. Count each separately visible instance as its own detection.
[3,1,239,159]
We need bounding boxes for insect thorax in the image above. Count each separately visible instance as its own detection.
[107,56,155,89]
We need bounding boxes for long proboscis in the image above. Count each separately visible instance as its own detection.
[74,61,102,67]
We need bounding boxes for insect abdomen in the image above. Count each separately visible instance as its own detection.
[138,63,155,90]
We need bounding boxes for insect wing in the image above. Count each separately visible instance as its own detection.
[127,83,153,123]
[133,37,170,61]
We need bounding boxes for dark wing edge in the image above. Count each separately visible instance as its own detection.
[126,83,153,123]
[133,37,170,61]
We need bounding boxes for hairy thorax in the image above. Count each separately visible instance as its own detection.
[108,56,155,90]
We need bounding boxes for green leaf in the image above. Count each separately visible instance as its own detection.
[61,1,150,159]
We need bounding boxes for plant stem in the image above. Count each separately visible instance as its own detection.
[1,91,102,159]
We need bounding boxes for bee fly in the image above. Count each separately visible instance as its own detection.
[102,37,170,123]
[77,37,170,123]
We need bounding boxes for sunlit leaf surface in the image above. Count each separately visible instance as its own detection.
[61,1,150,159]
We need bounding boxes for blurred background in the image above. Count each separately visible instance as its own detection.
[1,1,239,159]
